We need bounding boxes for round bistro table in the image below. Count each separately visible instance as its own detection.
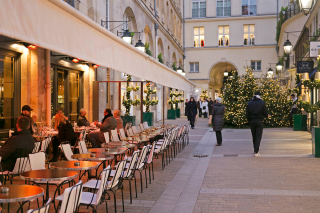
[49,161,99,180]
[88,148,128,155]
[0,185,44,212]
[20,169,78,203]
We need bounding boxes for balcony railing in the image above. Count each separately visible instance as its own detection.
[283,3,300,22]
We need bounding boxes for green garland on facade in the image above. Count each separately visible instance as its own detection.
[122,75,140,116]
[301,101,320,113]
[302,79,320,89]
[143,81,158,112]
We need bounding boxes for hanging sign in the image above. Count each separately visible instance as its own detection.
[309,41,320,57]
[296,61,314,73]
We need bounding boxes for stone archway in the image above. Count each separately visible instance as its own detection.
[209,61,237,99]
[144,25,154,56]
[123,7,138,44]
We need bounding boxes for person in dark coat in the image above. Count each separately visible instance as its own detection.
[51,114,77,161]
[0,116,35,172]
[209,97,225,146]
[246,91,269,157]
[14,105,35,135]
[208,98,214,116]
[185,99,188,116]
[197,98,202,117]
[77,108,90,127]
[187,97,198,129]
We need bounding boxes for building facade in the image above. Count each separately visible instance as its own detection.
[184,0,284,99]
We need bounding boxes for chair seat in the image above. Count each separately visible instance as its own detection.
[83,180,101,189]
[80,192,98,205]
[109,170,126,177]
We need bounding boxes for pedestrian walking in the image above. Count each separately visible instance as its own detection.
[202,98,209,118]
[185,99,188,116]
[289,94,298,127]
[246,91,269,157]
[208,98,214,116]
[209,97,225,146]
[197,98,202,117]
[187,97,197,129]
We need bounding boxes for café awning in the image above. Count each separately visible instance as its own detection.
[0,0,195,92]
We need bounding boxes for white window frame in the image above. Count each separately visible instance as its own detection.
[251,60,261,71]
[190,62,199,73]
[192,0,206,18]
[243,24,255,46]
[193,27,205,47]
[241,0,257,16]
[217,0,231,17]
[218,26,229,47]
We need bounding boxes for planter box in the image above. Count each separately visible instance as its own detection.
[143,112,154,127]
[176,108,180,118]
[293,114,307,131]
[167,109,176,120]
[121,116,136,128]
[312,127,320,157]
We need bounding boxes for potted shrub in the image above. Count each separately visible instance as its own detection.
[143,81,158,126]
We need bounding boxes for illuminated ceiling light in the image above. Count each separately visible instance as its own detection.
[92,64,99,68]
[22,42,38,50]
[68,57,80,63]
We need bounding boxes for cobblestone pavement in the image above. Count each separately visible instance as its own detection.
[3,117,318,213]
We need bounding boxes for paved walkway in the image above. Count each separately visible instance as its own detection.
[5,117,320,213]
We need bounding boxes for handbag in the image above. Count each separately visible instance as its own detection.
[202,106,206,110]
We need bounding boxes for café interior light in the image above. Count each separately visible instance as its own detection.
[299,0,314,15]
[122,29,133,44]
[22,42,38,50]
[92,64,99,68]
[69,57,80,63]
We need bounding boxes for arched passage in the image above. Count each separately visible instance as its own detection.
[157,38,164,59]
[209,61,237,99]
[144,25,154,56]
[172,52,177,68]
[123,7,138,44]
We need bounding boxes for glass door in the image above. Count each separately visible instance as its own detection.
[69,72,79,122]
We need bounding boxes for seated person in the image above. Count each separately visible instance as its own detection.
[0,116,35,172]
[51,114,76,162]
[113,110,124,133]
[77,108,90,127]
[89,108,117,148]
[51,108,63,128]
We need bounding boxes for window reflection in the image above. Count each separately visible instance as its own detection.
[69,72,79,122]
[57,70,65,112]
[0,56,14,129]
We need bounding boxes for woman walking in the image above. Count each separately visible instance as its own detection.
[187,97,198,129]
[209,97,225,146]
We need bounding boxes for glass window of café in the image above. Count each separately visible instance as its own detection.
[0,49,20,131]
[51,67,83,122]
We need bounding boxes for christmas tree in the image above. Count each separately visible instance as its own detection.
[260,76,291,127]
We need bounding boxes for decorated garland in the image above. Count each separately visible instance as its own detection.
[200,89,209,99]
[301,101,320,113]
[302,79,320,89]
[143,81,158,112]
[122,75,140,116]
[168,88,183,110]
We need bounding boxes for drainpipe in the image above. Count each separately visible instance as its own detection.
[154,0,159,58]
[45,49,51,127]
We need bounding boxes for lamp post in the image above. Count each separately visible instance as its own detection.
[299,0,314,15]
[267,67,274,78]
[177,66,183,74]
[276,61,283,73]
[134,32,145,52]
[283,39,293,55]
[224,70,228,77]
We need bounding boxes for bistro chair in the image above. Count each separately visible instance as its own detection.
[128,128,134,136]
[110,129,120,142]
[104,132,110,144]
[154,134,171,170]
[143,122,148,130]
[40,138,51,152]
[145,142,156,184]
[60,143,76,161]
[139,123,145,132]
[78,141,89,154]
[32,142,41,154]
[133,146,149,193]
[132,126,139,134]
[119,129,126,140]
[29,152,48,170]
[27,198,52,213]
[55,181,83,213]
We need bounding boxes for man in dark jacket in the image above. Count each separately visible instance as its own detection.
[0,116,35,171]
[14,105,34,135]
[77,108,90,127]
[208,98,214,116]
[246,91,268,157]
[197,98,202,117]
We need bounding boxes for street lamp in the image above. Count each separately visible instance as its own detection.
[177,66,183,74]
[135,39,145,52]
[267,67,273,78]
[224,70,228,77]
[299,0,314,15]
[121,29,133,44]
[276,61,283,72]
[283,39,293,55]
[182,69,186,77]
